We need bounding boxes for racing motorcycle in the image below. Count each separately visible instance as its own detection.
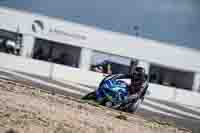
[84,73,149,113]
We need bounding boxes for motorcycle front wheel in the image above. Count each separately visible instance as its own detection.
[127,99,143,113]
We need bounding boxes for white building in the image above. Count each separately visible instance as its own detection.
[0,7,200,106]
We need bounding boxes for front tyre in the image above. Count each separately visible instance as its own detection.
[127,99,142,113]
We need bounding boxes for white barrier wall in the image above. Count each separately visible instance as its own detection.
[0,53,52,77]
[147,83,176,101]
[52,64,104,87]
[175,89,200,107]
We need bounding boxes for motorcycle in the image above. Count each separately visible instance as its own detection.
[83,74,149,113]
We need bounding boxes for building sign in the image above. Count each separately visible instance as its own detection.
[32,20,45,34]
[49,28,87,41]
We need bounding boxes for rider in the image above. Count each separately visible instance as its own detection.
[116,66,148,99]
[96,66,148,105]
[128,67,148,100]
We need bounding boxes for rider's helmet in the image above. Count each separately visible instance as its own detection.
[133,67,147,85]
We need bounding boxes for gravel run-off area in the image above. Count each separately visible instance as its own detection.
[0,79,192,133]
